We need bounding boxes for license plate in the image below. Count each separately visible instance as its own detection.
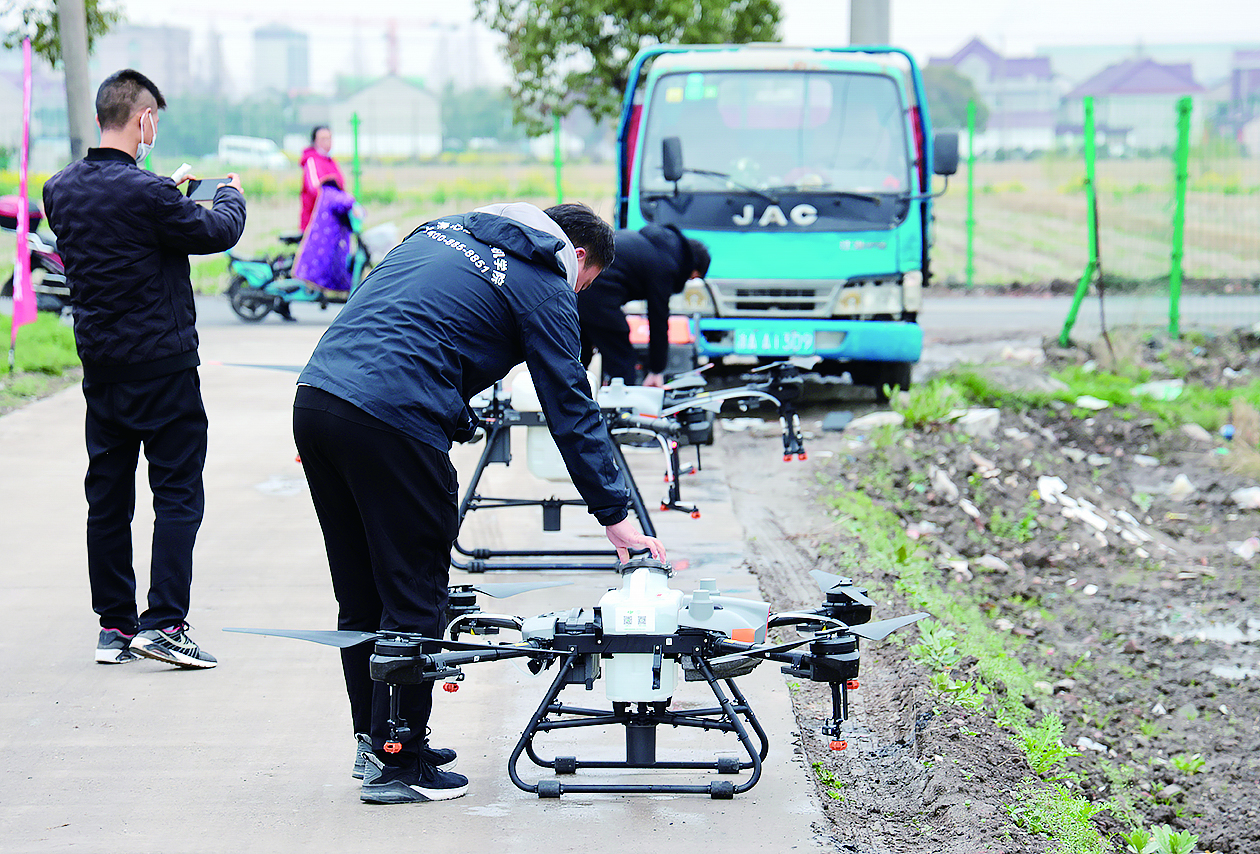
[733,329,815,355]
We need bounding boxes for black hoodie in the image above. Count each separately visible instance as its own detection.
[299,206,631,526]
[578,224,696,376]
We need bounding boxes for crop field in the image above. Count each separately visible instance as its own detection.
[932,155,1260,290]
[7,152,1257,320]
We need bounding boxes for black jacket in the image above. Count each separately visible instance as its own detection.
[298,207,632,526]
[43,147,246,382]
[578,224,697,375]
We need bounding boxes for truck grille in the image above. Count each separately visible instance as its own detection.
[709,279,843,316]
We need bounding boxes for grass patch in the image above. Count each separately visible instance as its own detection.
[1005,780,1111,854]
[920,361,1260,437]
[1,312,78,375]
[822,416,1112,851]
[0,312,80,413]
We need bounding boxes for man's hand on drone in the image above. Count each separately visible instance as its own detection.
[605,518,666,564]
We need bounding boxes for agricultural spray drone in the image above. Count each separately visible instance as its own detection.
[452,361,808,572]
[227,561,927,799]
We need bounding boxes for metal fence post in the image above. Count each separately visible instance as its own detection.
[553,113,564,205]
[1061,97,1101,346]
[966,99,976,289]
[351,112,362,199]
[1169,96,1192,340]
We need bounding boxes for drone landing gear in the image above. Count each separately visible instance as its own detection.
[508,653,769,799]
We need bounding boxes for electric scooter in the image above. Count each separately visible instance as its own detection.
[0,195,70,313]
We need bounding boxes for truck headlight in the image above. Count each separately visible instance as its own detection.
[671,278,715,315]
[902,270,923,312]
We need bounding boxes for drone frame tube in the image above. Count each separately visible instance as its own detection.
[450,406,658,572]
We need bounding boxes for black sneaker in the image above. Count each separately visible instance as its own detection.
[130,623,218,669]
[355,733,457,780]
[360,754,468,804]
[95,629,139,664]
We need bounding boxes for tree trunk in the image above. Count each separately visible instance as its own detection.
[58,0,94,162]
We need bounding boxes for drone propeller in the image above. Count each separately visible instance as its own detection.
[452,580,572,599]
[810,569,877,608]
[223,627,383,648]
[222,627,544,654]
[847,612,930,641]
[748,358,809,374]
[708,612,930,664]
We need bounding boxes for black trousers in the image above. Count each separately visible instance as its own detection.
[292,387,458,769]
[82,368,207,633]
[578,289,640,385]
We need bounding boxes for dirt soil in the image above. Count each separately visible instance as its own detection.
[713,331,1260,854]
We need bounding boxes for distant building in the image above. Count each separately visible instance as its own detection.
[928,38,1060,156]
[1062,58,1205,152]
[1222,49,1260,151]
[254,24,309,95]
[330,76,441,158]
[91,24,193,96]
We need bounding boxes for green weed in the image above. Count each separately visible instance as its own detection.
[1121,827,1154,853]
[1014,712,1080,779]
[811,761,848,800]
[1004,780,1110,853]
[1170,753,1205,775]
[990,495,1041,543]
[1151,825,1199,854]
[909,619,963,671]
[888,378,965,429]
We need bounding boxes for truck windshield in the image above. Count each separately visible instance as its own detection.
[639,70,910,197]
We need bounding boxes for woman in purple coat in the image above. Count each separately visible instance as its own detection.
[292,178,357,294]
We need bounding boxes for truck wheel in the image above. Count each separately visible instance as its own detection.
[872,362,912,401]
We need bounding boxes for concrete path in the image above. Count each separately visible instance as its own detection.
[0,316,830,852]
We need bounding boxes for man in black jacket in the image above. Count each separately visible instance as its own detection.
[578,224,709,387]
[43,69,246,670]
[294,202,665,805]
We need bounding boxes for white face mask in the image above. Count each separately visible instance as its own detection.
[135,110,156,164]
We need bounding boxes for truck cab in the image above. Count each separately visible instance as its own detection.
[616,45,958,394]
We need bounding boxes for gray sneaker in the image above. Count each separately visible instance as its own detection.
[360,753,468,804]
[95,629,139,664]
[130,623,217,669]
[354,732,456,780]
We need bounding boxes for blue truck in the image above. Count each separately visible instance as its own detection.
[614,44,959,395]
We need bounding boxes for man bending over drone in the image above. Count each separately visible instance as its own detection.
[293,201,666,805]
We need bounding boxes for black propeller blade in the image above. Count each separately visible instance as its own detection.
[810,569,877,608]
[846,612,930,641]
[223,627,540,653]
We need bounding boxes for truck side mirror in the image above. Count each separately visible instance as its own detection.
[662,136,684,183]
[933,131,960,176]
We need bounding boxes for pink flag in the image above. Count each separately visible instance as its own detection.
[10,37,36,345]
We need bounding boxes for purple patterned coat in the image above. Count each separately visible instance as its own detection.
[292,184,355,292]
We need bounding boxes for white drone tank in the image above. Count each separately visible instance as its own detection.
[509,369,569,481]
[599,558,683,702]
[596,377,665,417]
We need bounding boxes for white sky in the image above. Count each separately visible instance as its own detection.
[110,0,1260,92]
